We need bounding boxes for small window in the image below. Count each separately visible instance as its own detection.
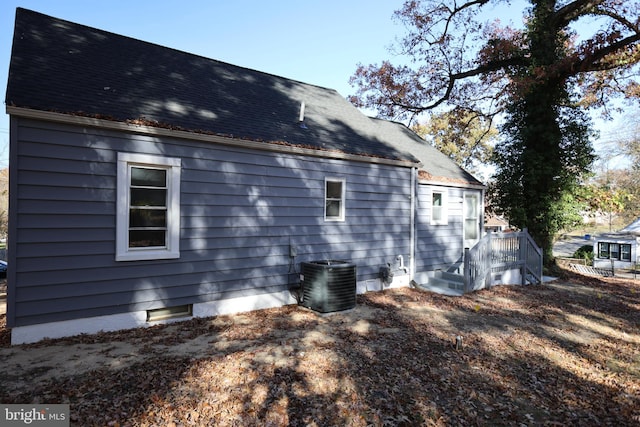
[621,244,632,261]
[610,243,620,260]
[117,153,181,261]
[325,178,345,221]
[598,242,609,259]
[431,190,448,225]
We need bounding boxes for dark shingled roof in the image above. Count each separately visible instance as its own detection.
[6,8,419,163]
[371,119,484,186]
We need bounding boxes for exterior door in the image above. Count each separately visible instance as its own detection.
[463,192,481,249]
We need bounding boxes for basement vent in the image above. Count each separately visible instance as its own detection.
[147,304,193,322]
[300,260,357,313]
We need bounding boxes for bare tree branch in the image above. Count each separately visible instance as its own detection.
[350,0,640,120]
[574,33,640,73]
[554,0,606,27]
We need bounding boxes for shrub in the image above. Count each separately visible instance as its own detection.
[573,244,594,263]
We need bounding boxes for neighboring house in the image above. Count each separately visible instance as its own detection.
[484,213,510,233]
[593,218,640,270]
[5,8,484,344]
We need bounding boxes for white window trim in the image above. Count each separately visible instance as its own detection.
[116,152,181,261]
[324,177,346,222]
[430,188,448,225]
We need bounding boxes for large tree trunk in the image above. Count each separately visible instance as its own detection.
[520,88,564,265]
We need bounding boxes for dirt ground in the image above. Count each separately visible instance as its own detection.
[1,272,639,426]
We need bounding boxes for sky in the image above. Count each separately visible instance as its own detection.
[0,1,634,171]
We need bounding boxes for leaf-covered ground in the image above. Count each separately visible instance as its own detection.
[1,272,639,426]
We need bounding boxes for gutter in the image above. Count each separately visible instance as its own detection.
[418,177,486,191]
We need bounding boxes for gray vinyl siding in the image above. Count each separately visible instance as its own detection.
[415,184,466,274]
[8,118,412,327]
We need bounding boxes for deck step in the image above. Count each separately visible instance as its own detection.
[413,271,465,296]
[437,271,464,285]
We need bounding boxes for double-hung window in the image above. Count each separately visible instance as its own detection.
[598,242,610,259]
[116,153,181,261]
[325,178,345,221]
[431,189,448,225]
[610,243,620,260]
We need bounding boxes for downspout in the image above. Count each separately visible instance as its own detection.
[480,186,486,238]
[410,167,417,281]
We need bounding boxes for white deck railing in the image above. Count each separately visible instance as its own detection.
[463,229,543,293]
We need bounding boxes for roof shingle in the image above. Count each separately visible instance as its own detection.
[371,118,483,186]
[6,8,416,162]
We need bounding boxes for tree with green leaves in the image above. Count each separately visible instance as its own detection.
[411,109,496,176]
[350,0,640,263]
[582,180,632,230]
